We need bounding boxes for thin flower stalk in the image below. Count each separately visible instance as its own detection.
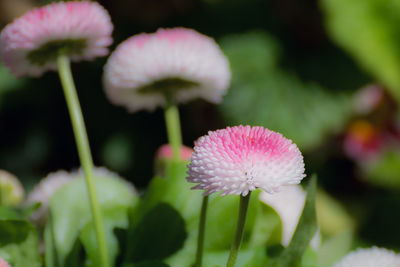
[57,55,109,267]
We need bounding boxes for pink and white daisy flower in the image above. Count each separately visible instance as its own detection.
[103,27,231,112]
[0,1,113,77]
[333,247,400,267]
[260,185,320,249]
[187,125,305,196]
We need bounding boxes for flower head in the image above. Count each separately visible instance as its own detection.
[333,247,400,267]
[260,185,320,249]
[0,257,11,267]
[353,84,384,115]
[187,125,305,196]
[156,144,193,161]
[103,27,231,112]
[1,1,113,77]
[154,144,193,177]
[0,169,24,207]
[343,120,382,161]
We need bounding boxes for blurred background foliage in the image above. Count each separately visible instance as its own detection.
[1,0,400,255]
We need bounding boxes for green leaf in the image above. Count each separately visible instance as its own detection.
[301,247,318,267]
[317,230,353,267]
[363,148,400,189]
[0,228,41,267]
[320,0,400,102]
[138,161,271,250]
[80,206,133,267]
[249,201,282,247]
[132,260,169,267]
[0,208,41,267]
[138,161,285,266]
[19,203,42,219]
[219,32,351,151]
[203,191,261,251]
[137,162,203,225]
[204,247,268,267]
[0,206,23,220]
[44,215,58,267]
[47,174,138,267]
[316,190,355,236]
[0,206,34,246]
[166,246,268,267]
[0,220,33,246]
[126,203,187,262]
[273,175,318,267]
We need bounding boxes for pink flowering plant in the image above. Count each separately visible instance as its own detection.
[2,1,395,267]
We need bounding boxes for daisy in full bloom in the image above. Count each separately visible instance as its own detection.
[187,125,305,196]
[0,1,113,77]
[260,185,320,249]
[333,247,400,267]
[103,27,231,112]
[187,125,305,267]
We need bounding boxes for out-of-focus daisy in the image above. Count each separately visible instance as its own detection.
[353,84,384,115]
[0,1,113,77]
[103,27,230,112]
[343,120,382,161]
[187,125,305,196]
[333,247,400,267]
[0,169,24,207]
[260,185,320,249]
[26,167,136,226]
[154,144,193,177]
[155,144,193,161]
[26,170,76,225]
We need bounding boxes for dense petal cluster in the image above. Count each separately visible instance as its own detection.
[103,27,231,112]
[0,1,113,77]
[260,185,320,249]
[187,125,305,196]
[334,247,400,267]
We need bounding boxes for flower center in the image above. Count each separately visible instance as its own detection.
[244,171,255,184]
[137,77,199,96]
[27,38,87,66]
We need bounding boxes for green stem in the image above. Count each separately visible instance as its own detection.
[194,195,209,267]
[226,192,252,267]
[164,99,183,162]
[57,55,109,267]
